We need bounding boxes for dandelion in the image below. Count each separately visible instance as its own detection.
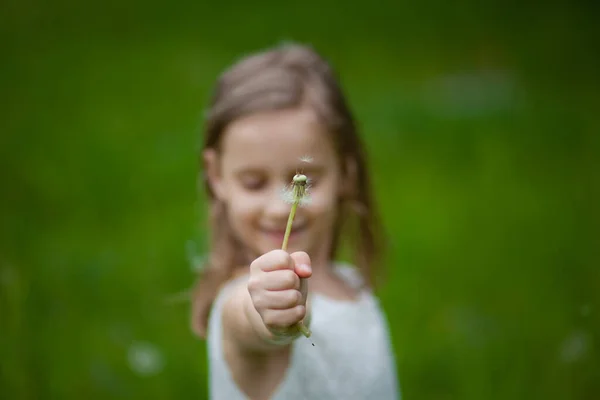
[280,178,312,206]
[280,162,314,344]
[281,174,310,252]
[280,155,314,205]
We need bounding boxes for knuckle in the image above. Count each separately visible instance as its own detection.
[253,296,266,312]
[262,312,280,329]
[247,276,260,293]
[283,271,298,288]
[290,290,302,306]
[295,305,306,321]
[271,249,291,269]
[250,257,261,272]
[280,290,298,308]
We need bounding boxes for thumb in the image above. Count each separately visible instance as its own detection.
[290,251,312,279]
[290,251,311,304]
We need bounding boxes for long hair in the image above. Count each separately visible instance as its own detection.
[191,43,385,338]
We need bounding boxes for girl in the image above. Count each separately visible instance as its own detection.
[191,43,400,400]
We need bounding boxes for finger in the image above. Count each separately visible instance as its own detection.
[252,249,294,273]
[261,306,306,330]
[261,269,300,291]
[253,289,302,310]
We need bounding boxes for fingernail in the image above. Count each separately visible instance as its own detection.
[300,264,311,273]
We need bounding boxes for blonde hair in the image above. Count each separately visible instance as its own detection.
[191,43,385,338]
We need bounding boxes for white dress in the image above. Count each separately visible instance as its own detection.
[206,263,401,400]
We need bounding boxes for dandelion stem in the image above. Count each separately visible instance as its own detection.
[281,173,314,345]
[281,200,297,252]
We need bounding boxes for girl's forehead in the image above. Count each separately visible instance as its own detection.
[221,109,336,167]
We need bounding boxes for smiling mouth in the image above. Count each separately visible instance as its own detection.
[261,225,306,241]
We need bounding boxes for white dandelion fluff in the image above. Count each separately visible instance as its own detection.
[280,173,312,206]
[280,184,312,206]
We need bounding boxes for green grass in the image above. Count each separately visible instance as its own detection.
[1,1,599,399]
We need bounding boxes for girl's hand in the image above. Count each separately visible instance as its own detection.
[248,249,312,337]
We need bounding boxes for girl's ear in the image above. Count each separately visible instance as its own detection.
[203,149,226,200]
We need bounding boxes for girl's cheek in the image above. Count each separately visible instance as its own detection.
[308,185,338,207]
[230,194,263,218]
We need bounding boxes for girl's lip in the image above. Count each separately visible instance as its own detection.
[260,224,306,233]
[261,226,306,238]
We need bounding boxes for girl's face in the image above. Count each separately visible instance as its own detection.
[205,108,344,267]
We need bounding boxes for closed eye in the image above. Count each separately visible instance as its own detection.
[238,174,267,191]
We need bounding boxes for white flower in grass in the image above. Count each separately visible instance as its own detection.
[127,341,164,377]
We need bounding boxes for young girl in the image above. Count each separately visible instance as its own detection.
[191,43,400,400]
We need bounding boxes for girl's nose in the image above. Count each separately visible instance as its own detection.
[263,187,291,218]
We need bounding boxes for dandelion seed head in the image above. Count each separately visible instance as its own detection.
[299,155,313,164]
[293,174,308,185]
[280,174,312,207]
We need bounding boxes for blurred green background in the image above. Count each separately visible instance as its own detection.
[1,0,598,399]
